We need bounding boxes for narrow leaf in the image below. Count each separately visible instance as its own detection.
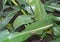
[26,0,48,20]
[0,9,19,29]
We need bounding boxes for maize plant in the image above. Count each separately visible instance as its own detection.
[0,0,60,42]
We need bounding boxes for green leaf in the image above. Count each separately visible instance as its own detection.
[24,5,34,14]
[0,11,13,17]
[9,32,31,42]
[46,3,60,11]
[16,0,33,14]
[3,0,8,9]
[26,0,48,20]
[0,30,9,40]
[53,25,60,37]
[0,9,19,29]
[13,15,33,29]
[54,17,60,21]
[0,11,3,16]
[44,0,55,12]
[0,30,31,42]
[23,18,53,34]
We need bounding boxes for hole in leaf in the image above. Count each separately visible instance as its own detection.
[15,25,25,32]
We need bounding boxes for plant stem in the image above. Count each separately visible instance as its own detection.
[12,0,26,15]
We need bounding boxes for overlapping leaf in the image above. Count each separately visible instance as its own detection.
[0,9,19,29]
[23,18,53,35]
[13,15,33,29]
[26,0,49,20]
